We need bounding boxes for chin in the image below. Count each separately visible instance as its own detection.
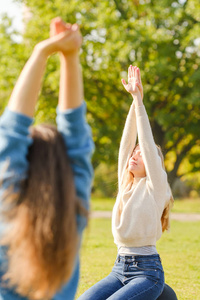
[128,167,134,174]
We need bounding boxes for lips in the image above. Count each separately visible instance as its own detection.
[130,161,137,166]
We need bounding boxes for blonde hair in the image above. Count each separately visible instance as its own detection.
[0,124,88,300]
[118,144,174,232]
[156,145,174,232]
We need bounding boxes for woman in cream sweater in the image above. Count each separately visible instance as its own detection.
[78,66,175,300]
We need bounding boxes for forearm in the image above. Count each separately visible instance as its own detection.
[58,52,83,111]
[8,45,49,117]
[135,105,168,191]
[56,103,94,213]
[118,101,137,185]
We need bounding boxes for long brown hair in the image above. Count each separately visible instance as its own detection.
[156,145,174,232]
[0,124,87,300]
[118,144,174,232]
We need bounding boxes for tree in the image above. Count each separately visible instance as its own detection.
[0,15,26,115]
[1,0,200,195]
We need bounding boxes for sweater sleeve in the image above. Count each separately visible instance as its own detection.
[135,105,170,210]
[56,102,94,233]
[118,102,137,188]
[0,109,33,198]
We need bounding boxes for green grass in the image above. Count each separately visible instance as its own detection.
[172,198,200,214]
[75,198,200,299]
[91,197,116,211]
[91,196,200,213]
[76,219,200,300]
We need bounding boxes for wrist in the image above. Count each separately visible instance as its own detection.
[132,94,143,107]
[59,52,80,68]
[59,50,79,61]
[34,40,53,60]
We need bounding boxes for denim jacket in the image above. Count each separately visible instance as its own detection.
[0,102,94,300]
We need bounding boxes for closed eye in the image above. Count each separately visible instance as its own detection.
[132,151,142,157]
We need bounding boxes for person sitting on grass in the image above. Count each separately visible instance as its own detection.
[78,65,177,300]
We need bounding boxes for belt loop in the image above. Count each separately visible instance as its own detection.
[118,255,120,262]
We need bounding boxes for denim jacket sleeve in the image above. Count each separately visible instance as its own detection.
[0,109,33,198]
[56,102,94,233]
[54,102,94,300]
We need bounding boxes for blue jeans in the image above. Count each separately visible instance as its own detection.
[78,254,164,300]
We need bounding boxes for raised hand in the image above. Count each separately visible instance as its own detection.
[50,17,72,37]
[52,18,84,110]
[50,17,82,55]
[35,18,82,57]
[122,65,143,99]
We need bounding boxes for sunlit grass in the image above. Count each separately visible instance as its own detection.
[76,198,200,299]
[76,219,200,300]
[172,198,200,213]
[91,196,200,213]
[91,197,115,211]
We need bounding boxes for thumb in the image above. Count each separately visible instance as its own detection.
[121,79,127,86]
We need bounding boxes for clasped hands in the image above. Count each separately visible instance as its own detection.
[35,17,82,57]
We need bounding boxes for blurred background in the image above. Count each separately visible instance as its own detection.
[0,0,199,199]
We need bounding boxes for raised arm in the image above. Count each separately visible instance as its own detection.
[49,18,83,111]
[7,26,79,117]
[0,30,51,194]
[0,21,85,195]
[117,102,137,188]
[118,65,143,187]
[123,66,169,200]
[50,19,94,300]
[50,18,94,219]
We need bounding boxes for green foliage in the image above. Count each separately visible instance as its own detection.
[0,16,26,114]
[0,0,199,193]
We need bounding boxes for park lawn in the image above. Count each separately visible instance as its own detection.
[91,197,116,211]
[171,198,200,214]
[91,196,200,213]
[76,218,200,300]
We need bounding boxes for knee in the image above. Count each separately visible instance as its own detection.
[157,283,178,300]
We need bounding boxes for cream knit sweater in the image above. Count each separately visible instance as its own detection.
[112,103,171,247]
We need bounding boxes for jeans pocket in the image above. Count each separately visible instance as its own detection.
[133,261,164,283]
[134,261,156,271]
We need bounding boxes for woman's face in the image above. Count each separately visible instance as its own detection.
[128,145,146,178]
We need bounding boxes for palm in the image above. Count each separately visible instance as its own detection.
[124,78,138,94]
[122,65,143,99]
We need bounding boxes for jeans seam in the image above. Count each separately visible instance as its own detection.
[134,266,157,272]
[127,280,159,300]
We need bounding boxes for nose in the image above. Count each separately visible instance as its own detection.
[132,155,137,162]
